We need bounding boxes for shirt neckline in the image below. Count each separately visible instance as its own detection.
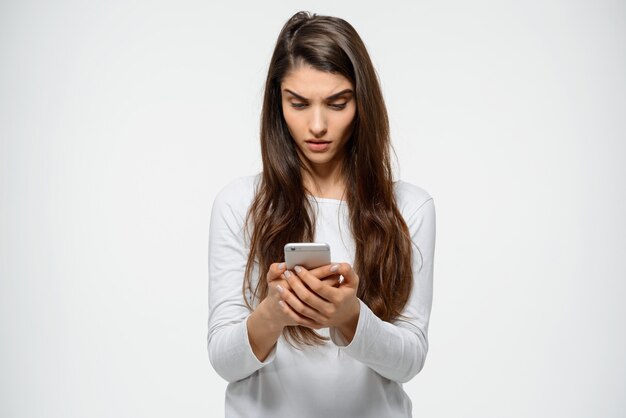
[306,194,346,204]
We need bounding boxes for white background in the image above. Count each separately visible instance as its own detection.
[1,1,625,417]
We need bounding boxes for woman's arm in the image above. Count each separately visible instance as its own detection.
[277,194,436,383]
[207,179,322,381]
[207,180,278,382]
[329,197,436,383]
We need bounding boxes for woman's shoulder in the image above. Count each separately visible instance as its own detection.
[393,179,434,215]
[212,173,261,211]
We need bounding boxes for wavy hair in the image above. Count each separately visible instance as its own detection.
[243,11,413,347]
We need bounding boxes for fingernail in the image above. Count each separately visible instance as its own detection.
[278,262,285,270]
[278,300,285,308]
[294,266,302,273]
[330,264,339,272]
[284,270,291,279]
[276,284,284,294]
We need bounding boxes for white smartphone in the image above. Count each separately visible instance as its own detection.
[284,242,331,270]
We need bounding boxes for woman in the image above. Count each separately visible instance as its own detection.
[208,11,436,417]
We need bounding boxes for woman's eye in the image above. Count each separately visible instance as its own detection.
[290,103,307,109]
[330,103,347,110]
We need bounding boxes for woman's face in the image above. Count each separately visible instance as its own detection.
[280,65,356,170]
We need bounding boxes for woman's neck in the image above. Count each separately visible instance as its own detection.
[302,161,346,200]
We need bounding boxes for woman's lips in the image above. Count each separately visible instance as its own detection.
[305,140,331,152]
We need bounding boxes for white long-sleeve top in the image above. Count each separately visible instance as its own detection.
[207,174,436,418]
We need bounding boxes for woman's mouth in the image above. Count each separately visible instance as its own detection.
[305,140,331,152]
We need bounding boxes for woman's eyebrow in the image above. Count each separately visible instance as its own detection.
[283,88,353,101]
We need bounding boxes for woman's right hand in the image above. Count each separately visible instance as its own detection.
[248,262,323,361]
[263,262,322,329]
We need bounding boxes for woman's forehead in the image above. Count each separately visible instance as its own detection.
[281,65,353,99]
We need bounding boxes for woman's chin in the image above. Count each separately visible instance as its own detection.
[305,155,336,167]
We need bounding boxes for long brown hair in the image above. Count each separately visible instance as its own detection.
[244,11,413,347]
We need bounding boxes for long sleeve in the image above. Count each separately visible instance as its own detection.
[329,197,436,383]
[207,178,276,383]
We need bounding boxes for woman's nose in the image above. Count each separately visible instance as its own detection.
[308,107,328,138]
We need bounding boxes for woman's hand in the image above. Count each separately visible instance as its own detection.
[263,262,323,329]
[279,263,361,341]
[247,262,325,361]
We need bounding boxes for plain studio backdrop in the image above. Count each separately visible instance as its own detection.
[1,0,625,417]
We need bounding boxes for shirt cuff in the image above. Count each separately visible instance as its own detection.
[329,299,370,349]
[243,314,277,366]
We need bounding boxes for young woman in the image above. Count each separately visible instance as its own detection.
[208,11,436,418]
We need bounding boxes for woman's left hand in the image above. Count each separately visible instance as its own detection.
[280,263,361,341]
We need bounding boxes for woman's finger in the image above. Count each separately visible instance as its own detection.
[309,264,352,288]
[276,282,327,324]
[321,274,342,287]
[284,267,335,311]
[309,264,340,280]
[331,263,358,287]
[277,299,323,328]
[292,265,340,303]
[270,279,292,296]
[266,262,286,282]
